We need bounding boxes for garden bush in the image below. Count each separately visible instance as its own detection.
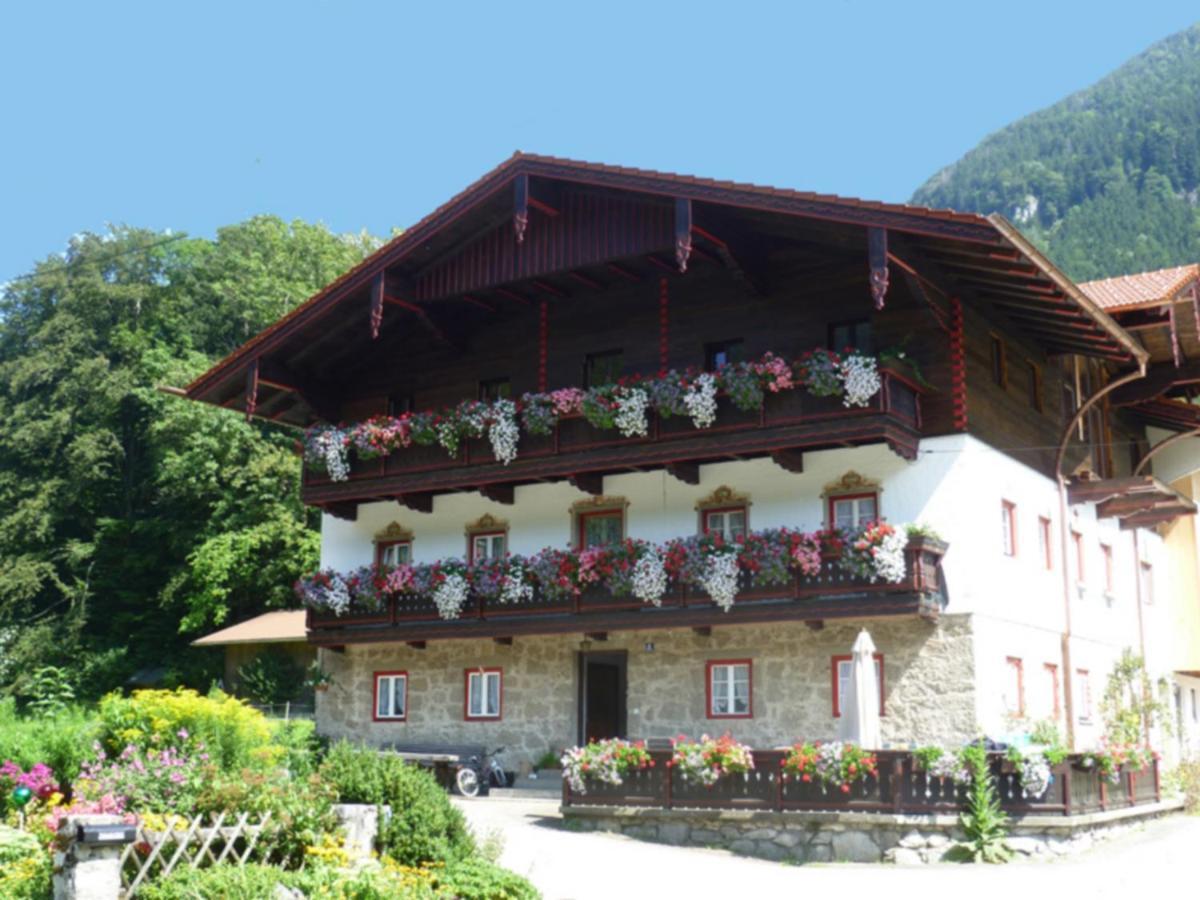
[96,688,278,771]
[436,856,539,899]
[0,825,52,900]
[319,740,475,866]
[0,698,100,788]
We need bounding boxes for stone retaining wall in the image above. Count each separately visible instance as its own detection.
[563,799,1183,864]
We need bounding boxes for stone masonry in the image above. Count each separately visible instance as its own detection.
[316,614,976,769]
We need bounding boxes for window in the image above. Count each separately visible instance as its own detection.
[829,320,872,353]
[829,493,878,531]
[478,377,512,401]
[1044,663,1060,719]
[464,668,502,720]
[584,350,623,388]
[376,540,412,567]
[387,394,414,416]
[1004,657,1025,717]
[1038,516,1053,570]
[373,672,407,721]
[579,510,623,549]
[1140,562,1154,605]
[1101,544,1114,594]
[832,654,885,717]
[470,532,506,563]
[1075,669,1092,722]
[990,335,1007,388]
[1071,531,1085,584]
[703,507,747,541]
[1027,361,1044,413]
[1001,500,1017,557]
[706,660,752,719]
[705,339,745,370]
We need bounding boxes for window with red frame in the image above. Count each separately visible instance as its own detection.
[706,660,752,718]
[831,654,884,717]
[373,671,407,721]
[829,493,878,531]
[376,540,411,567]
[1038,516,1053,570]
[703,507,747,541]
[1071,531,1085,583]
[1004,657,1025,717]
[1101,544,1114,593]
[1075,668,1092,721]
[464,668,502,720]
[469,532,506,563]
[1001,500,1017,557]
[578,510,623,549]
[1044,663,1060,719]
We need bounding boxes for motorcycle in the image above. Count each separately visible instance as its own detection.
[454,746,508,797]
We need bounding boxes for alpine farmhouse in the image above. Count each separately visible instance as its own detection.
[183,155,1200,770]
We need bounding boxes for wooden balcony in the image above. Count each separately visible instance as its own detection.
[305,539,946,645]
[301,369,923,512]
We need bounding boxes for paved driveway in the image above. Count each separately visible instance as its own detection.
[455,797,1200,900]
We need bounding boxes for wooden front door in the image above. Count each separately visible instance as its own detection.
[578,651,627,743]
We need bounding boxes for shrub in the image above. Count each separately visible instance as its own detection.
[75,739,211,813]
[947,742,1012,863]
[194,768,339,868]
[237,647,306,706]
[436,856,539,899]
[272,718,319,776]
[0,825,51,900]
[0,699,100,788]
[139,860,449,899]
[96,688,275,771]
[319,741,475,866]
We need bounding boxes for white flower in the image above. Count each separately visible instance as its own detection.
[631,550,668,606]
[928,750,970,784]
[613,387,650,438]
[700,551,740,612]
[436,420,461,457]
[433,573,470,620]
[311,429,350,482]
[1017,752,1053,799]
[839,354,881,408]
[488,400,520,466]
[872,528,907,583]
[499,564,533,605]
[317,574,351,616]
[682,373,718,429]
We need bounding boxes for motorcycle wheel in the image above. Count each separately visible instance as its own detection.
[455,766,481,797]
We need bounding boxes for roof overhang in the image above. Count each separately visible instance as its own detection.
[1067,474,1197,530]
[191,610,309,646]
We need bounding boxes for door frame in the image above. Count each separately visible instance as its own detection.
[576,650,628,744]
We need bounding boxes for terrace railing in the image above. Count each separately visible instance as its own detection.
[561,749,1161,818]
[302,368,923,504]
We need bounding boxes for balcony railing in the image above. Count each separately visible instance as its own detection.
[561,748,1161,818]
[302,368,923,506]
[306,538,946,644]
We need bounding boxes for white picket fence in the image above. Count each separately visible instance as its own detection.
[118,812,275,897]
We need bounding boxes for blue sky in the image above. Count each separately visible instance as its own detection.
[1,1,1197,282]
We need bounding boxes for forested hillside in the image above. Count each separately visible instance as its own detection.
[0,221,378,700]
[912,23,1200,280]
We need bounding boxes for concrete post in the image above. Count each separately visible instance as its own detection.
[53,814,131,900]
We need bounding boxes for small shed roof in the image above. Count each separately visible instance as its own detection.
[1078,264,1199,311]
[192,610,308,646]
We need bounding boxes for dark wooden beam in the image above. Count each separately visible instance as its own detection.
[493,636,513,646]
[675,197,693,273]
[407,640,427,650]
[569,472,605,495]
[323,644,346,654]
[531,279,568,298]
[397,493,435,514]
[667,462,701,485]
[382,294,458,349]
[568,271,603,290]
[770,449,805,473]
[513,173,529,243]
[584,631,608,642]
[606,263,642,283]
[479,483,515,505]
[244,358,260,422]
[690,221,766,295]
[324,502,358,522]
[496,287,533,306]
[868,226,888,309]
[691,626,712,637]
[370,272,385,339]
[1110,362,1200,407]
[805,620,825,631]
[1096,494,1164,519]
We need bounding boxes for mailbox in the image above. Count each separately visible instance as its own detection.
[76,823,137,845]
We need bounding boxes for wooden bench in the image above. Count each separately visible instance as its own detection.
[379,743,486,791]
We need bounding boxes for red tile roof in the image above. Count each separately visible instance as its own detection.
[1078,264,1199,311]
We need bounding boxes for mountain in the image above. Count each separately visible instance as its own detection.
[911,24,1200,281]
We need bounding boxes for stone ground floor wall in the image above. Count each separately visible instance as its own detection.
[563,800,1184,864]
[316,614,976,769]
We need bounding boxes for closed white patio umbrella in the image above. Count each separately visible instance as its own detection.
[838,629,881,749]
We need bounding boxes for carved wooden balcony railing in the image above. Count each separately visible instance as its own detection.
[561,749,1161,818]
[301,369,923,509]
[305,538,946,645]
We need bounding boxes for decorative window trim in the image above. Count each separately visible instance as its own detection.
[1038,516,1053,571]
[1075,668,1092,722]
[1101,543,1114,595]
[694,485,752,511]
[706,659,753,719]
[1005,656,1025,718]
[823,472,882,531]
[372,671,408,722]
[1001,500,1017,557]
[374,522,414,567]
[1071,530,1085,584]
[571,496,628,549]
[702,506,749,540]
[463,668,503,721]
[465,513,509,563]
[831,653,885,718]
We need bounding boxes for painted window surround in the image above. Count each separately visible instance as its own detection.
[464,667,503,720]
[706,659,752,719]
[372,671,408,722]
